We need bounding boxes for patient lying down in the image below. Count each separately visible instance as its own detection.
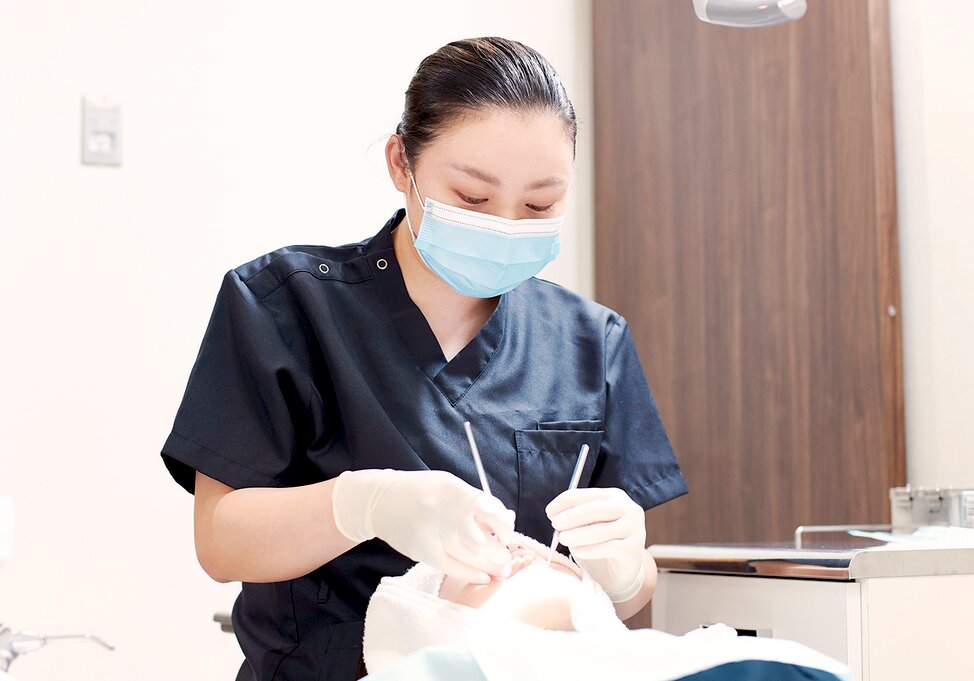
[362,532,850,681]
[437,536,614,631]
[363,532,626,672]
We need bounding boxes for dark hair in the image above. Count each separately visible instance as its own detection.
[396,37,577,169]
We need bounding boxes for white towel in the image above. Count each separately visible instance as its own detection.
[467,625,851,681]
[363,528,850,681]
[362,532,625,674]
[365,566,849,681]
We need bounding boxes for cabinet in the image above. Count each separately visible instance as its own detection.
[650,543,974,680]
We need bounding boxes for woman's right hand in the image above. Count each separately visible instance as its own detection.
[332,469,516,584]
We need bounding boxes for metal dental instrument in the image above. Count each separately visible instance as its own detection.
[465,421,515,580]
[463,421,492,496]
[0,625,114,673]
[546,443,591,567]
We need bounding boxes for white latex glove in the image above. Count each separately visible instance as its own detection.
[332,469,515,584]
[546,487,647,602]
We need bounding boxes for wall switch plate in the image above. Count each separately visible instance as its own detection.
[82,97,121,166]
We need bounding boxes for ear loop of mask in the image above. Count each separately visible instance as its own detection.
[402,171,424,242]
[399,153,436,274]
[399,140,424,243]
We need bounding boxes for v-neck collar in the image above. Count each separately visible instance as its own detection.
[366,210,508,406]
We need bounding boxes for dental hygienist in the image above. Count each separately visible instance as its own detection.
[160,37,687,681]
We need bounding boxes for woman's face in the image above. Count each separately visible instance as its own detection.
[387,108,575,225]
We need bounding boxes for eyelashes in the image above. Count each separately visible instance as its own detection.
[456,192,556,214]
[457,192,487,205]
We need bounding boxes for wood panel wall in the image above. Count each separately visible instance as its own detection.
[593,0,905,573]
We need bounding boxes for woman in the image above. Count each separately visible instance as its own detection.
[161,37,687,681]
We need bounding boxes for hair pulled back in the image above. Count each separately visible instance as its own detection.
[396,37,577,169]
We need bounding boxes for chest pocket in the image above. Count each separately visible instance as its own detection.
[514,420,604,546]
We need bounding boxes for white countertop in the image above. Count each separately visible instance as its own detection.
[649,535,974,580]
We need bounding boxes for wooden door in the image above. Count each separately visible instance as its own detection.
[593,0,905,577]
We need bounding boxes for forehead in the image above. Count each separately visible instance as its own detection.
[419,108,574,183]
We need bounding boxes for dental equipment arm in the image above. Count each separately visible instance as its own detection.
[0,626,113,673]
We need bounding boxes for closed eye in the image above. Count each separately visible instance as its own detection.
[457,192,488,205]
[527,203,555,213]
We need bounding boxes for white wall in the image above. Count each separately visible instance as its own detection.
[0,2,593,679]
[889,0,974,487]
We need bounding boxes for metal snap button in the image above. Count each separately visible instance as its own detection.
[376,258,388,271]
[319,263,330,274]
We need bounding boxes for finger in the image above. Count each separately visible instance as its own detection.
[559,517,631,549]
[446,532,511,578]
[465,540,513,579]
[473,495,516,537]
[550,499,627,531]
[473,504,516,545]
[436,552,492,585]
[478,515,516,547]
[473,493,511,517]
[459,516,514,568]
[476,514,516,546]
[545,487,616,518]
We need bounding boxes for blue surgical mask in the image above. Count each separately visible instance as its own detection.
[402,174,565,298]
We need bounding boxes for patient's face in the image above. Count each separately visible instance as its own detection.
[438,543,583,631]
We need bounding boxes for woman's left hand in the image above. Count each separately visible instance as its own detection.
[546,487,646,603]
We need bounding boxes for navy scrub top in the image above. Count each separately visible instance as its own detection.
[161,209,687,681]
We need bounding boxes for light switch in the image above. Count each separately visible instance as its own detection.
[82,97,121,166]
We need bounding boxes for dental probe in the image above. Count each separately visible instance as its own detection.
[463,421,492,496]
[464,422,515,580]
[545,443,590,567]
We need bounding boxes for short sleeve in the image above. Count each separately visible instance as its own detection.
[160,269,315,494]
[594,316,688,510]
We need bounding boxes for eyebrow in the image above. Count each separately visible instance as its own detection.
[452,164,500,186]
[451,164,566,191]
[525,175,567,190]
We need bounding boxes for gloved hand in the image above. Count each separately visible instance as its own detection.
[332,468,515,584]
[546,487,647,603]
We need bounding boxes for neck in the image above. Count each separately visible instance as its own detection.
[392,220,498,359]
[393,221,494,312]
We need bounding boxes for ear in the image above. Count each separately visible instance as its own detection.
[385,135,411,193]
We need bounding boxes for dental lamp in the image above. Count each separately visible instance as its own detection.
[693,0,807,27]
